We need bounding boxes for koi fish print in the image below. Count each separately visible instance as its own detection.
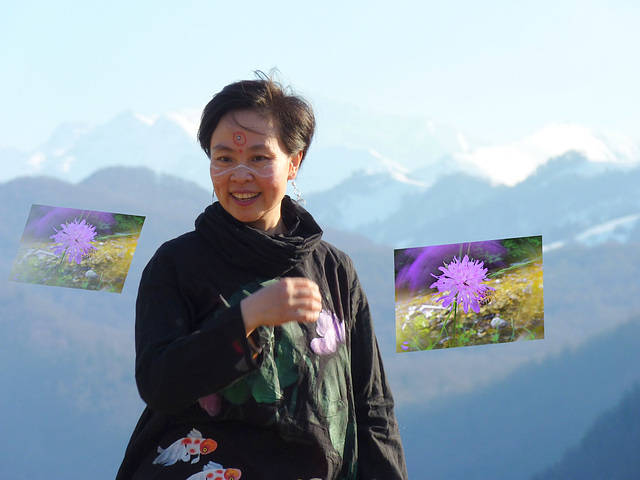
[186,461,242,480]
[153,429,218,466]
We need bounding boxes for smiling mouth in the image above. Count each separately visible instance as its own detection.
[231,192,260,200]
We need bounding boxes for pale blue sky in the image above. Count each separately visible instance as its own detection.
[1,0,639,150]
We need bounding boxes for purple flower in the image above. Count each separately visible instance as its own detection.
[198,393,222,417]
[430,254,495,314]
[395,241,507,293]
[310,309,346,355]
[50,218,97,264]
[24,206,115,242]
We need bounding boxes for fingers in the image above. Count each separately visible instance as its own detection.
[283,277,320,298]
[291,301,322,323]
[240,277,323,333]
[280,277,322,323]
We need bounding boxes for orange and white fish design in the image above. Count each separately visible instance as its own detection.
[153,429,218,466]
[186,461,242,480]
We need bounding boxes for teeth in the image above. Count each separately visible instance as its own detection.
[232,192,259,200]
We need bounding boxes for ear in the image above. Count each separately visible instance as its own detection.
[288,151,303,180]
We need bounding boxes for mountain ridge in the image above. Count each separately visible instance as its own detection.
[2,163,640,479]
[2,102,638,196]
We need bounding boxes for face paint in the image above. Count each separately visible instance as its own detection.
[233,131,246,146]
[209,162,278,178]
[210,129,280,178]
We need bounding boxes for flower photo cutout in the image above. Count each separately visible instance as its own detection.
[9,204,145,293]
[394,236,544,351]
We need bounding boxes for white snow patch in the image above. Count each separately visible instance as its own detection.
[542,241,565,253]
[134,113,158,126]
[59,156,77,173]
[574,213,640,246]
[368,149,429,187]
[455,124,640,186]
[52,149,67,157]
[165,109,201,139]
[336,178,410,229]
[457,133,469,152]
[27,152,45,169]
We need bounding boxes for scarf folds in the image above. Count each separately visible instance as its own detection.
[194,196,323,278]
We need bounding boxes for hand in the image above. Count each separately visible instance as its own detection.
[240,277,322,335]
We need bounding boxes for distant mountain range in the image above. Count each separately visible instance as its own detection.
[1,151,640,479]
[306,150,640,248]
[2,100,638,195]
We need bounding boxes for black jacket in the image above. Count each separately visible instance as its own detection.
[116,197,407,480]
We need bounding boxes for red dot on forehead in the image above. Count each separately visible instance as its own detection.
[233,131,247,146]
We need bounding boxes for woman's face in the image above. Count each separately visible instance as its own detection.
[209,110,301,234]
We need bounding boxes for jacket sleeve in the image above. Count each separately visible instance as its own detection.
[134,248,264,415]
[349,270,409,480]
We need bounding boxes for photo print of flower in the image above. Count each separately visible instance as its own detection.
[394,235,544,352]
[9,204,145,293]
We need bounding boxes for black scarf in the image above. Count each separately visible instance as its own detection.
[194,196,323,279]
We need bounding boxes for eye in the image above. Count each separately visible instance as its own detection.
[211,156,234,170]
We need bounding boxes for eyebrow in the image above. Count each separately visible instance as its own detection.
[210,144,271,154]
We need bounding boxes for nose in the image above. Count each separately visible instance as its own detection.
[229,165,254,182]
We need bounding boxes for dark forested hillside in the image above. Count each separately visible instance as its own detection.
[397,316,640,480]
[531,381,640,480]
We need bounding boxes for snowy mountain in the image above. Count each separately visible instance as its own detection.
[2,100,638,204]
[303,168,427,231]
[456,123,640,186]
[0,111,210,188]
[4,106,639,256]
[311,98,479,170]
[304,151,640,250]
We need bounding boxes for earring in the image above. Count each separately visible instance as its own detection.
[292,180,306,207]
[211,191,216,204]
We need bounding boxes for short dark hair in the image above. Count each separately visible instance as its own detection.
[197,72,316,164]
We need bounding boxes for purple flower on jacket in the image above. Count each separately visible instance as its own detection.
[430,254,495,314]
[198,393,222,417]
[311,309,346,355]
[50,218,97,264]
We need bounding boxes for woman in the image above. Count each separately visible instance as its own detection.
[116,75,408,480]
